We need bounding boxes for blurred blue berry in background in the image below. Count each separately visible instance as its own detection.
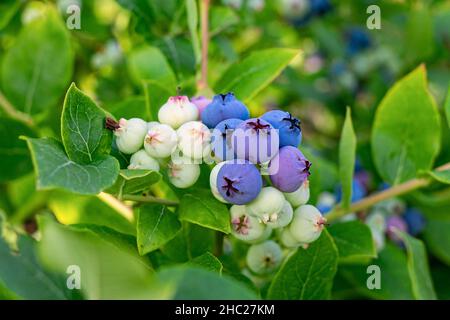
[346,28,372,56]
[403,208,426,236]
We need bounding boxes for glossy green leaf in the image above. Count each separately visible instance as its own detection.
[61,83,112,164]
[178,189,231,233]
[371,65,441,185]
[143,80,173,121]
[338,107,356,209]
[394,230,436,299]
[423,218,450,266]
[210,6,239,36]
[37,216,159,300]
[186,0,200,64]
[1,5,73,114]
[137,204,181,255]
[188,252,223,274]
[0,118,35,182]
[267,230,338,299]
[106,169,161,198]
[25,138,119,195]
[127,45,177,89]
[48,190,135,236]
[339,244,415,299]
[328,220,376,263]
[428,169,450,184]
[214,48,300,102]
[154,266,258,299]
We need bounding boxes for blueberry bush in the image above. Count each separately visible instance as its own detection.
[0,0,450,300]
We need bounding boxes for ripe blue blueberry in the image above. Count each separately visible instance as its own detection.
[211,118,243,161]
[231,118,279,164]
[403,208,426,236]
[261,110,302,147]
[316,192,336,214]
[201,93,250,128]
[268,146,311,193]
[309,0,332,16]
[217,160,262,205]
[246,240,283,274]
[346,28,371,56]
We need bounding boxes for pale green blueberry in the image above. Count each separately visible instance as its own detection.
[230,205,266,241]
[265,200,293,229]
[144,123,178,158]
[147,121,159,130]
[114,118,148,154]
[340,213,357,222]
[158,96,198,129]
[289,205,326,244]
[247,187,285,222]
[371,228,386,252]
[246,226,272,244]
[128,150,160,171]
[167,159,200,188]
[177,121,211,160]
[280,228,302,248]
[210,162,228,203]
[366,209,386,234]
[283,180,310,208]
[375,198,406,215]
[246,240,283,275]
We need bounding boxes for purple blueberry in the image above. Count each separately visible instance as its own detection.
[217,160,262,205]
[191,96,212,119]
[268,146,311,193]
[403,208,426,236]
[211,118,243,161]
[386,215,408,243]
[231,118,280,164]
[261,110,302,147]
[201,93,250,128]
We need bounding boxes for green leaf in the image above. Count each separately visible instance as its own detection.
[339,244,415,299]
[48,190,135,236]
[0,0,20,30]
[445,85,450,128]
[267,230,338,299]
[428,169,450,184]
[61,83,112,164]
[137,204,181,255]
[0,117,36,182]
[328,220,377,264]
[186,0,200,64]
[25,138,119,195]
[154,266,258,299]
[0,217,74,299]
[423,218,450,266]
[109,96,150,120]
[188,252,223,274]
[394,230,437,299]
[210,6,239,36]
[1,5,73,114]
[371,65,441,185]
[214,48,300,102]
[105,169,161,198]
[37,216,159,299]
[178,189,231,233]
[127,45,177,89]
[161,223,215,263]
[338,107,356,209]
[143,80,173,121]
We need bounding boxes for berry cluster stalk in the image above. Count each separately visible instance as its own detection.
[197,0,210,91]
[326,162,450,222]
[0,89,35,127]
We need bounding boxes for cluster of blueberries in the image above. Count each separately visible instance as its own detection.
[316,165,426,252]
[107,92,327,275]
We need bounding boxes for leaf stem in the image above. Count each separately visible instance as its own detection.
[214,231,224,257]
[326,162,450,222]
[0,89,35,127]
[97,192,135,222]
[121,194,179,206]
[197,0,210,91]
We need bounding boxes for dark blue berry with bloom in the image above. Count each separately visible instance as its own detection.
[261,110,302,147]
[201,93,250,128]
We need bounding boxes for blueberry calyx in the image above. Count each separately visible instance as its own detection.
[105,117,120,131]
[222,177,240,197]
[303,160,312,175]
[247,119,271,132]
[282,113,301,131]
[232,216,249,235]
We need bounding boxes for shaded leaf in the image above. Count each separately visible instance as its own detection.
[338,107,356,209]
[188,252,223,274]
[105,169,161,198]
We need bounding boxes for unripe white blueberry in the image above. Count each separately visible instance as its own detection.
[371,228,386,252]
[246,240,283,275]
[246,226,273,244]
[167,159,200,188]
[128,150,160,171]
[284,180,310,207]
[280,228,301,248]
[147,121,159,130]
[177,121,211,160]
[158,96,199,129]
[365,209,386,234]
[265,200,293,229]
[210,162,228,203]
[247,187,285,222]
[144,123,178,158]
[289,205,326,244]
[230,205,266,241]
[114,118,148,154]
